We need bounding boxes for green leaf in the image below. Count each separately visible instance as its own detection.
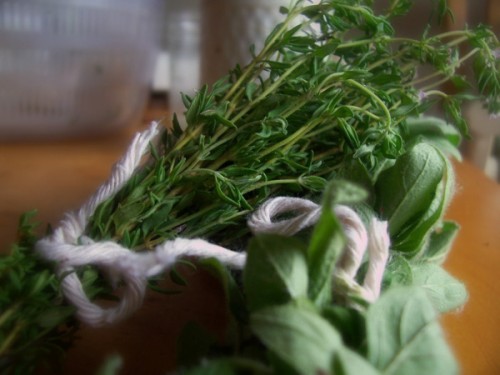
[322,305,366,349]
[307,180,367,305]
[393,148,454,255]
[172,113,184,137]
[334,348,381,375]
[140,200,177,234]
[443,98,470,138]
[307,195,343,305]
[411,263,468,313]
[111,202,144,233]
[367,287,459,375]
[339,119,361,149]
[375,143,445,240]
[169,266,189,287]
[298,175,327,191]
[251,303,341,375]
[327,178,368,205]
[392,164,446,253]
[403,117,462,160]
[244,235,309,312]
[185,85,209,126]
[245,82,258,101]
[337,158,375,204]
[382,253,413,288]
[423,221,460,264]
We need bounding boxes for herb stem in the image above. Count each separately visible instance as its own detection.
[0,321,23,356]
[345,105,382,121]
[222,6,301,102]
[259,118,323,158]
[159,205,217,234]
[432,30,473,40]
[241,178,300,194]
[231,57,307,123]
[422,90,449,99]
[0,304,19,328]
[411,47,480,87]
[346,79,392,128]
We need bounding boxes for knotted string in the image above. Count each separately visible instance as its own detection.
[36,123,390,327]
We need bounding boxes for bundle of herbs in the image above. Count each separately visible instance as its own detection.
[1,0,499,374]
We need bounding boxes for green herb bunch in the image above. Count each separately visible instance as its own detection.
[1,0,499,373]
[0,212,78,374]
[176,177,467,375]
[87,0,498,249]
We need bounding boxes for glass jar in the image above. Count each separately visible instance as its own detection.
[200,0,289,86]
[166,0,201,126]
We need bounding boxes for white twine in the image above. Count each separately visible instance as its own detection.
[249,196,390,303]
[36,122,390,327]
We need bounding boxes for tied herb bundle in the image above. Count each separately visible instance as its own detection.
[1,0,499,374]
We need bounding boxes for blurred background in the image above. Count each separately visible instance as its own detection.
[0,0,498,180]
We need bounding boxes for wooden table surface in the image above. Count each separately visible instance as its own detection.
[1,99,499,375]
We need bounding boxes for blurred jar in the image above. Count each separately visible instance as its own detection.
[0,0,163,140]
[201,0,289,86]
[166,0,201,126]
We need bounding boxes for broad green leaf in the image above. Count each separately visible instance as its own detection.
[367,287,459,375]
[412,264,468,313]
[392,172,445,252]
[336,158,375,204]
[382,253,413,289]
[251,303,341,375]
[244,235,309,312]
[307,180,366,305]
[322,305,366,349]
[326,179,368,204]
[423,221,460,264]
[334,348,381,375]
[375,143,445,240]
[403,117,462,161]
[392,149,454,255]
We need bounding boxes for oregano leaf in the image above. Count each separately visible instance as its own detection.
[375,143,445,242]
[251,303,341,375]
[423,221,460,264]
[411,263,468,313]
[367,287,459,375]
[307,180,366,305]
[244,234,309,312]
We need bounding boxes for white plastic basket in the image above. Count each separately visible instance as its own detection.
[0,0,163,139]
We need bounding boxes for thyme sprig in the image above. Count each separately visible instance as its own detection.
[0,212,78,374]
[87,0,498,249]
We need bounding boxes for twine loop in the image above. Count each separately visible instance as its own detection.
[36,123,390,326]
